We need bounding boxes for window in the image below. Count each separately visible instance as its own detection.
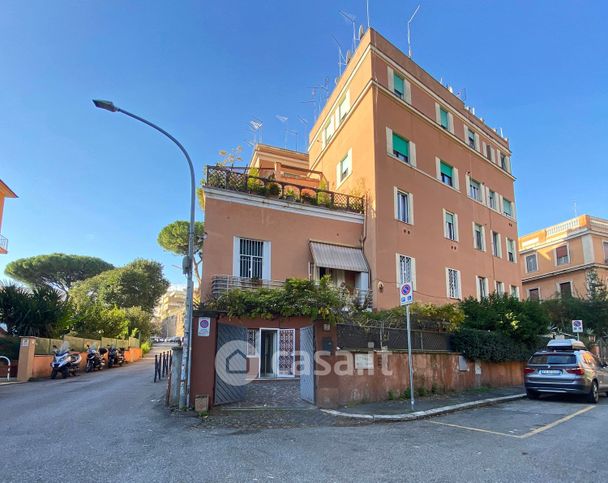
[510,285,520,299]
[395,189,412,224]
[239,238,264,279]
[556,245,569,265]
[468,178,482,202]
[439,107,449,130]
[336,151,352,185]
[467,128,476,149]
[444,211,458,241]
[247,329,257,356]
[338,93,350,121]
[603,241,608,263]
[488,190,497,210]
[500,153,508,171]
[439,161,454,187]
[397,254,415,287]
[491,231,502,257]
[473,223,485,251]
[525,254,538,273]
[506,238,516,262]
[559,281,572,298]
[323,118,335,144]
[392,133,410,163]
[477,276,488,299]
[485,144,492,160]
[528,288,540,301]
[447,268,461,299]
[502,198,513,217]
[393,73,405,99]
[495,281,505,295]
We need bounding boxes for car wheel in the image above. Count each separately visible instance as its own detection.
[587,381,599,404]
[526,389,539,400]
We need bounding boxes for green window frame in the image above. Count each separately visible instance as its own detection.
[393,73,405,99]
[392,133,410,163]
[440,161,453,187]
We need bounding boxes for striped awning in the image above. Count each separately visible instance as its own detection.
[309,242,368,273]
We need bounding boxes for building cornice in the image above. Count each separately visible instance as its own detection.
[203,187,364,224]
[522,262,607,283]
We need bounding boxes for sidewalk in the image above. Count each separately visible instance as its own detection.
[322,386,526,421]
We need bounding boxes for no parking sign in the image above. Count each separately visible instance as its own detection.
[572,320,583,333]
[197,317,211,337]
[400,282,414,306]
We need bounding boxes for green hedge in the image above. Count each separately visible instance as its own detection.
[451,328,542,362]
[0,336,20,361]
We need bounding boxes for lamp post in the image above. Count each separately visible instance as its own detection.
[92,99,195,410]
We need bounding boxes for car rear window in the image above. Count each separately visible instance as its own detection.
[529,354,576,365]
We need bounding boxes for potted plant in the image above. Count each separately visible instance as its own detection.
[267,182,281,197]
[284,187,296,201]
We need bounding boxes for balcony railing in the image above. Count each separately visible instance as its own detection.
[211,275,372,308]
[0,234,7,252]
[205,166,365,214]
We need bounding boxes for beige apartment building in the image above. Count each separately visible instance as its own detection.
[156,288,186,337]
[519,215,608,300]
[0,179,17,254]
[201,28,521,311]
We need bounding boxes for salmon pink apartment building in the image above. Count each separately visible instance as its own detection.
[519,215,608,300]
[200,29,521,310]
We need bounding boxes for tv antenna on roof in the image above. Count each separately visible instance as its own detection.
[331,34,348,76]
[276,115,289,148]
[339,10,357,53]
[407,4,421,58]
[248,118,263,144]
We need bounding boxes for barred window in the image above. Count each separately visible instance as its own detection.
[398,255,414,286]
[247,329,257,356]
[240,238,264,279]
[447,268,461,299]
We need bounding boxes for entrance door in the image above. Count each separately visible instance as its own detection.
[260,330,276,377]
[214,323,248,405]
[278,329,295,377]
[299,325,315,403]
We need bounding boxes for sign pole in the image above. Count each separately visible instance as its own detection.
[406,304,415,410]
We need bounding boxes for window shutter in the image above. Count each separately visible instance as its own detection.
[232,237,240,276]
[387,66,394,92]
[393,74,405,97]
[440,162,453,178]
[453,167,459,190]
[447,112,454,133]
[262,241,271,280]
[404,78,412,104]
[556,245,568,259]
[393,134,409,157]
[409,141,416,166]
[386,127,393,154]
[474,133,480,151]
[336,161,341,185]
[435,103,441,123]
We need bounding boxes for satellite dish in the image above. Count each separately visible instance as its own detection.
[358,25,365,40]
[346,50,352,63]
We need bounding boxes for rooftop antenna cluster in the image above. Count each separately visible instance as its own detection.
[248,118,263,146]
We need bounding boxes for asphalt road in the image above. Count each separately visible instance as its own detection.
[1,345,606,482]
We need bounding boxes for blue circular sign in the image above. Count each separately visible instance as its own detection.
[400,283,412,296]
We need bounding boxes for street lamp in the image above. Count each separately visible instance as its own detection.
[93,99,195,410]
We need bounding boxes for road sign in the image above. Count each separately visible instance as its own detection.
[400,282,414,306]
[572,320,583,333]
[197,317,211,337]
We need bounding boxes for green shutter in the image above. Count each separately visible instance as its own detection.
[445,212,454,224]
[393,74,404,95]
[440,162,453,178]
[392,133,409,157]
[440,108,449,127]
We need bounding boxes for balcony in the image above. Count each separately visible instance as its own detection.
[211,275,372,308]
[0,234,7,254]
[205,166,365,214]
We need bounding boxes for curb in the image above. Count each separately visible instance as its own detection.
[321,393,526,422]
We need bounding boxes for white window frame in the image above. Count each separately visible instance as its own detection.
[386,127,416,167]
[323,117,335,147]
[495,281,505,295]
[394,187,414,225]
[435,157,459,190]
[464,125,479,151]
[338,91,350,123]
[487,188,498,211]
[510,285,520,299]
[491,231,502,258]
[396,253,416,289]
[443,209,459,241]
[476,276,489,300]
[468,177,483,203]
[527,287,541,301]
[502,197,514,218]
[603,241,608,263]
[435,103,454,133]
[555,244,570,266]
[233,237,271,280]
[446,268,462,300]
[472,222,486,251]
[387,66,412,104]
[336,149,352,187]
[525,253,538,273]
[506,237,516,263]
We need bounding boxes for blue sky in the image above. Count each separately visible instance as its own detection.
[1,0,607,285]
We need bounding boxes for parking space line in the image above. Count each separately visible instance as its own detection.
[426,405,595,439]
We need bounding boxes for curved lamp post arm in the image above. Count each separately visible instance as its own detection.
[92,99,195,410]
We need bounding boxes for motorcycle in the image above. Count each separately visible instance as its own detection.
[107,346,125,368]
[50,343,82,379]
[85,345,104,372]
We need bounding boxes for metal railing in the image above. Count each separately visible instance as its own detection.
[0,234,7,252]
[205,166,365,214]
[336,324,452,352]
[211,275,285,298]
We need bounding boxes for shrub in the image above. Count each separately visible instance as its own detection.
[141,341,151,355]
[451,328,542,362]
[0,336,20,361]
[267,183,281,197]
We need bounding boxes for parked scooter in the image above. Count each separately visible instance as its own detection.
[107,346,125,368]
[85,344,104,372]
[50,343,82,379]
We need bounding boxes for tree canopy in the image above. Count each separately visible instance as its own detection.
[5,253,114,297]
[70,258,169,313]
[157,220,205,286]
